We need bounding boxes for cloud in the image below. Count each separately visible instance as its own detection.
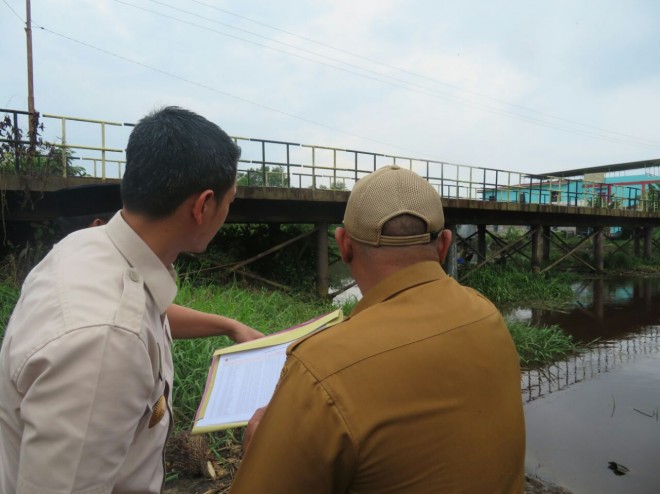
[1,0,658,175]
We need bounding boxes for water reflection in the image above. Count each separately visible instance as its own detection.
[519,277,660,493]
[328,260,361,304]
[512,277,660,403]
[525,354,660,494]
[510,277,660,343]
[521,325,659,403]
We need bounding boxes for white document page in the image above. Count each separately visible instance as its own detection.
[195,342,289,428]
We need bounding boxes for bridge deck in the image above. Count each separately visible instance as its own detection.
[3,108,660,229]
[2,175,660,229]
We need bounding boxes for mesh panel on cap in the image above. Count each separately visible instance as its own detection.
[344,165,444,246]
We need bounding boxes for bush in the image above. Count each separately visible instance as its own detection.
[506,320,577,367]
[604,252,636,270]
[462,262,575,308]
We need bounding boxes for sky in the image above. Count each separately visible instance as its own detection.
[2,0,660,176]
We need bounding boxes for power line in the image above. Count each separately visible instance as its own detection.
[32,23,451,161]
[1,0,23,22]
[182,0,660,148]
[114,0,660,150]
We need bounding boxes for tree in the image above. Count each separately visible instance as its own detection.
[237,165,289,187]
[317,180,347,191]
[0,113,86,177]
[644,183,660,212]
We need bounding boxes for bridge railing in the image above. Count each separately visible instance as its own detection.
[2,109,659,212]
[0,109,130,179]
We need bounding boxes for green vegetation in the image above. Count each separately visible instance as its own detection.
[603,250,660,272]
[237,165,289,187]
[0,113,87,177]
[643,183,660,212]
[462,263,575,308]
[460,264,582,369]
[179,223,323,292]
[505,320,577,368]
[171,281,338,428]
[0,281,19,347]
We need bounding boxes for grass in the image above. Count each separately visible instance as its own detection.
[604,250,660,272]
[462,263,575,308]
[171,280,340,430]
[506,320,578,368]
[0,281,19,347]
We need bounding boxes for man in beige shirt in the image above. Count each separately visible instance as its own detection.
[232,165,525,493]
[0,107,261,493]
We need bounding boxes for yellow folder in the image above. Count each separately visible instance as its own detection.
[192,309,343,433]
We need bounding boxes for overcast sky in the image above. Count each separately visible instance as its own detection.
[2,0,660,175]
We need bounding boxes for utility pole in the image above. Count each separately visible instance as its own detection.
[25,0,37,153]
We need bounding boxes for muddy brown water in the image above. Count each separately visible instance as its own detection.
[511,277,660,494]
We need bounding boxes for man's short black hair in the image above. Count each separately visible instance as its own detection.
[381,214,428,237]
[121,106,240,219]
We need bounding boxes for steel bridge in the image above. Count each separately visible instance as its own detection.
[2,109,660,297]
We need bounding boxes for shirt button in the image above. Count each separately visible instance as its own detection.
[129,271,140,283]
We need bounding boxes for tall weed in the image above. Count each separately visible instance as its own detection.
[463,263,575,308]
[171,281,341,429]
[0,281,19,347]
[506,320,577,367]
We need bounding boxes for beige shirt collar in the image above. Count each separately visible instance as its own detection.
[106,211,177,315]
[350,261,447,319]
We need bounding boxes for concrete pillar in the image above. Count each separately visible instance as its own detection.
[593,227,604,272]
[542,225,551,261]
[644,226,653,260]
[531,224,542,274]
[477,224,487,261]
[316,222,329,298]
[634,227,641,257]
[444,223,458,278]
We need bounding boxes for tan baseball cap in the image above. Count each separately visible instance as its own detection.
[343,165,444,247]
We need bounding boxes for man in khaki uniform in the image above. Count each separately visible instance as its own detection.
[232,165,525,493]
[0,107,261,493]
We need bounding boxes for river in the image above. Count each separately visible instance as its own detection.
[513,277,660,493]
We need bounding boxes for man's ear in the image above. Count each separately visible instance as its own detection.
[191,190,215,225]
[90,218,107,227]
[436,229,453,263]
[334,227,354,263]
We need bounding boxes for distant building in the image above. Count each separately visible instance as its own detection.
[480,172,660,211]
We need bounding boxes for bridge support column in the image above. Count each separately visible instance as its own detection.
[542,225,551,262]
[444,223,458,278]
[316,222,329,298]
[531,225,542,274]
[593,227,604,272]
[477,225,487,261]
[644,226,653,260]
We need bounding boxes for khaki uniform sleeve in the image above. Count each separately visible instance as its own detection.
[231,355,357,494]
[14,326,153,494]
